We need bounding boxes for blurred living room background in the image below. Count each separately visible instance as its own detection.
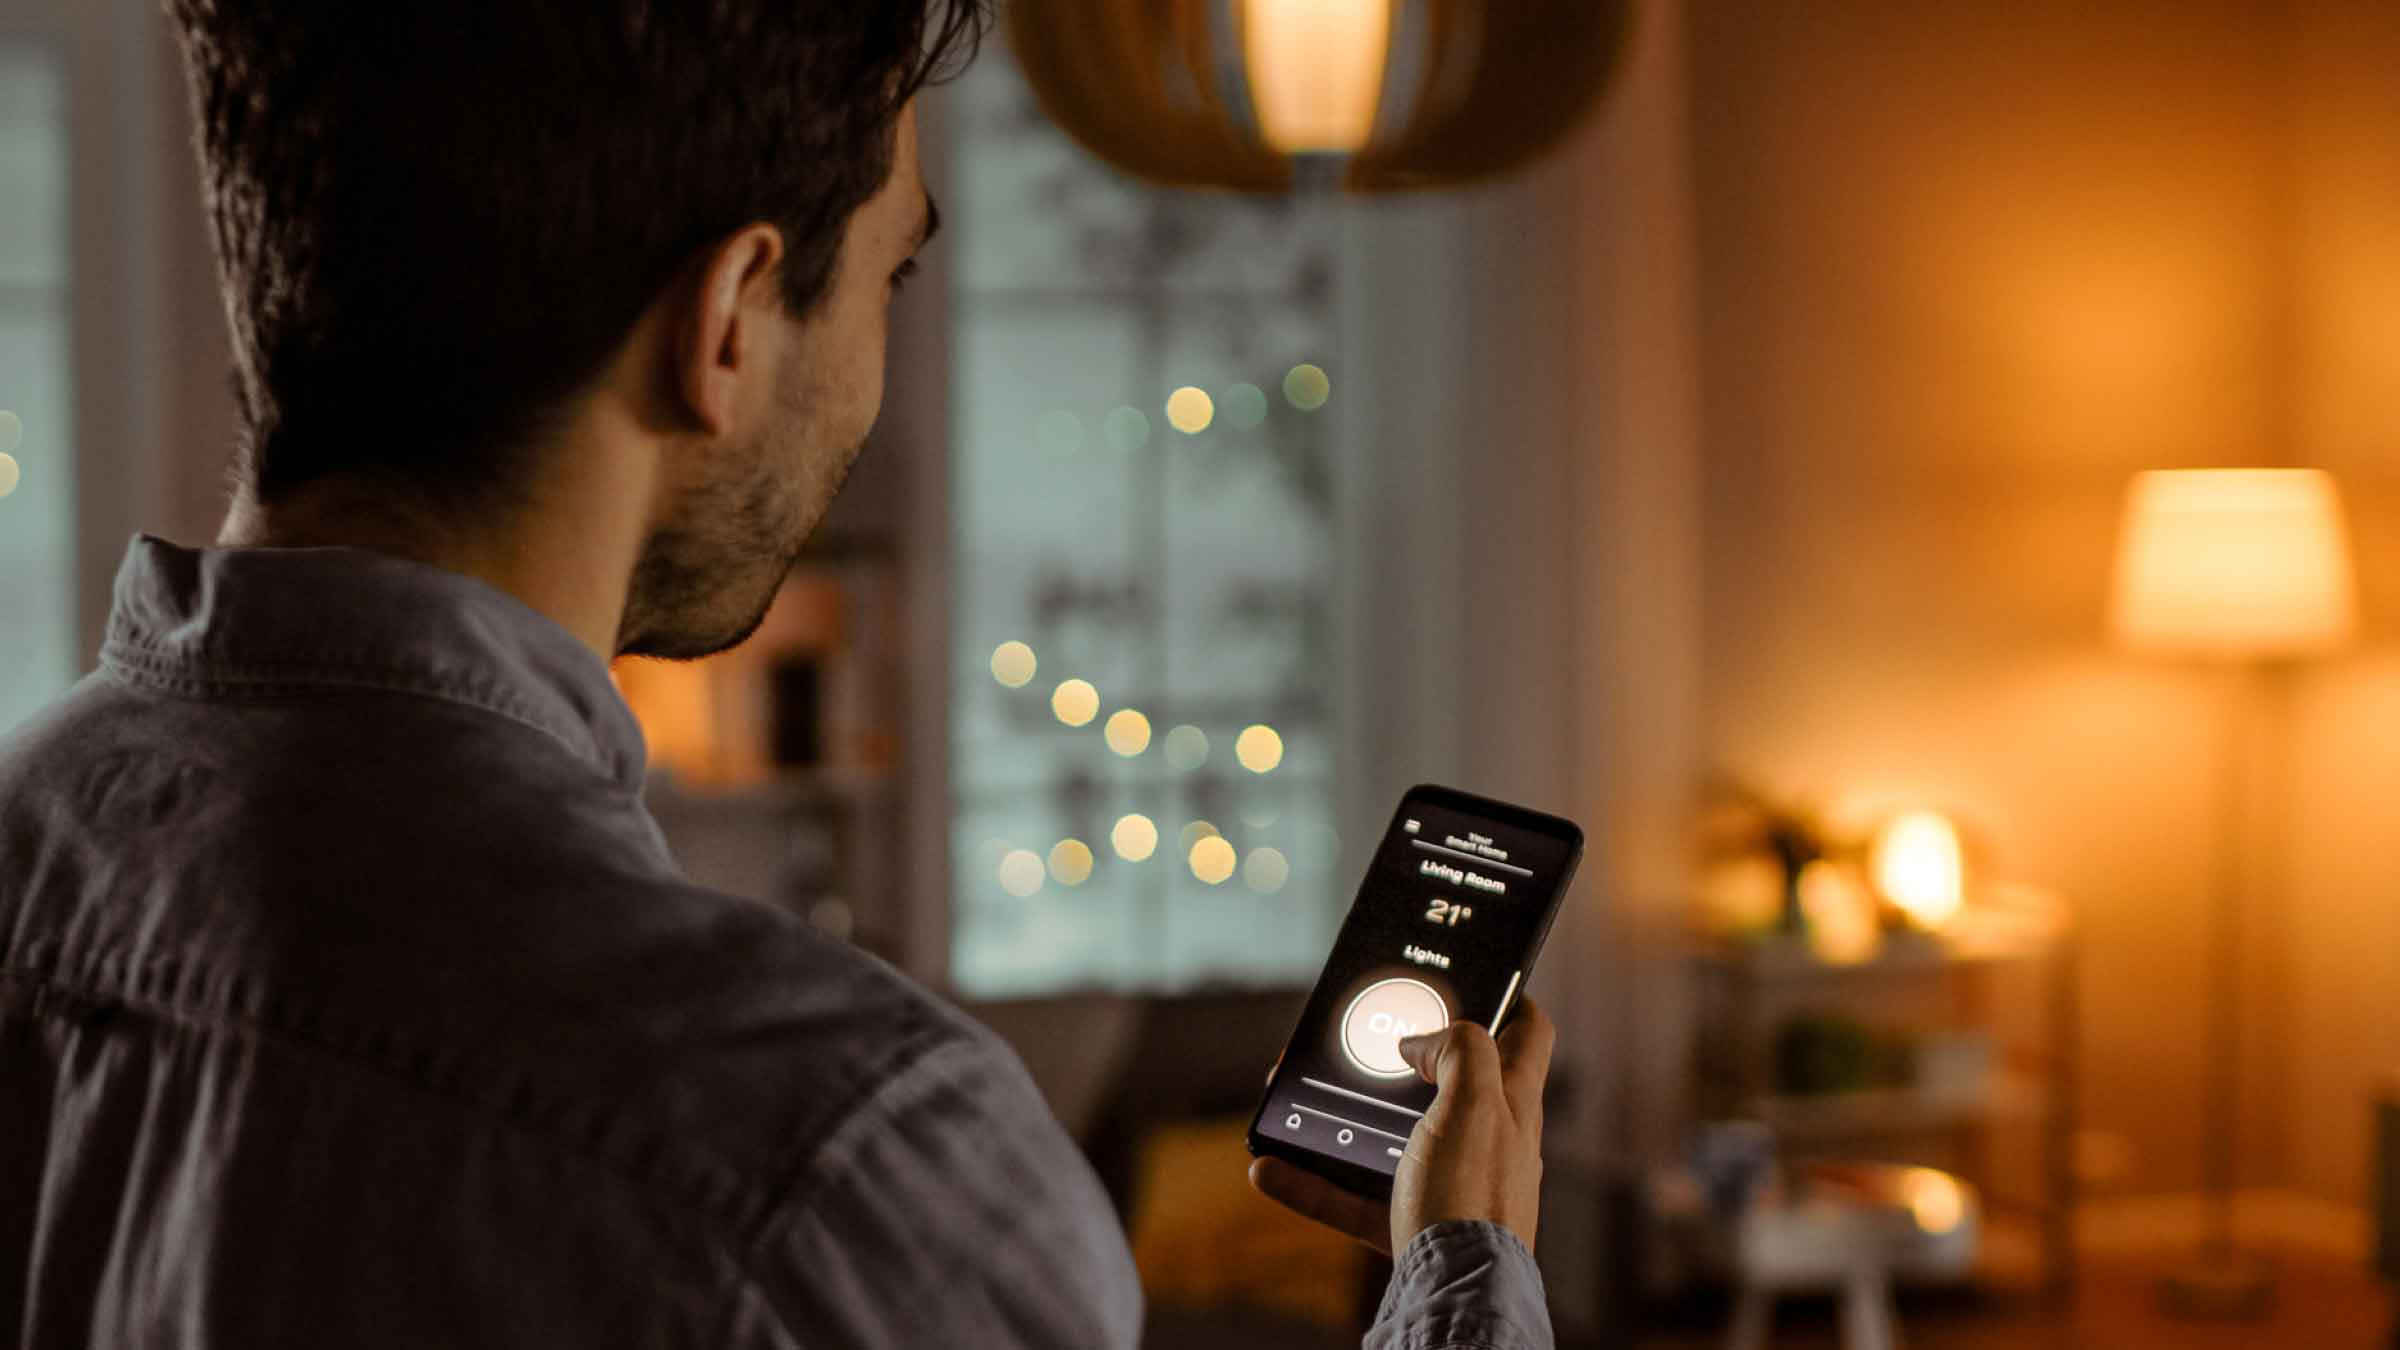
[4,0,2399,1345]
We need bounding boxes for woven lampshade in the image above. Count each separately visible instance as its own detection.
[1004,0,1632,194]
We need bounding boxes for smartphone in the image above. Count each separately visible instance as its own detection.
[1247,783,1584,1200]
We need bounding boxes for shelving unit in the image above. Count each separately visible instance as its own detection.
[1692,904,2080,1299]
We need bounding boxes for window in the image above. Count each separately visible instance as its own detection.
[947,39,1348,996]
[0,44,73,737]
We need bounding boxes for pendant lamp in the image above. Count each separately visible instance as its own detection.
[1004,0,1632,193]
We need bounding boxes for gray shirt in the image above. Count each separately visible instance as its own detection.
[0,535,1552,1348]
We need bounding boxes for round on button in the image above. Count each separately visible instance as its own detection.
[1339,976,1450,1079]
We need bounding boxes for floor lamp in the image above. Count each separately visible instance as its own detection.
[2108,467,2359,1317]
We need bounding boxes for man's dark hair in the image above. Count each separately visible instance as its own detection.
[165,1,988,511]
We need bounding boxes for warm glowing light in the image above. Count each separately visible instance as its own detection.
[0,410,19,453]
[0,452,17,501]
[1189,834,1238,885]
[1049,838,1095,886]
[1243,846,1290,893]
[1051,678,1099,727]
[1104,708,1152,756]
[1180,820,1222,853]
[1166,386,1215,434]
[1799,861,1880,964]
[1223,382,1269,430]
[1234,724,1284,773]
[1900,1168,1968,1236]
[1103,405,1151,452]
[998,849,1046,897]
[990,640,1037,688]
[1240,0,1391,154]
[1034,408,1083,456]
[1163,725,1209,770]
[1282,363,1330,411]
[2109,468,2357,658]
[1872,811,1966,931]
[1112,813,1160,861]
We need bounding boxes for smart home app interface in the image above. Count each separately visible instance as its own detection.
[1255,794,1576,1180]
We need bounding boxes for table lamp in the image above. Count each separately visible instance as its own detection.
[2108,467,2359,1317]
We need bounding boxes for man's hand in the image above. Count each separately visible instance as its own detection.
[1248,996,1555,1256]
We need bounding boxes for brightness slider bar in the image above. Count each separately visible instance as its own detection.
[1410,839,1534,878]
[1292,1104,1410,1145]
[1301,1077,1425,1120]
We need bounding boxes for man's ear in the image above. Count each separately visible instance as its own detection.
[676,223,786,438]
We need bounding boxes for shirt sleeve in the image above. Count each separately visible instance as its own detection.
[1364,1220,1555,1350]
[726,1032,1147,1350]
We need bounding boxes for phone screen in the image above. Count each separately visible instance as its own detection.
[1248,784,1581,1195]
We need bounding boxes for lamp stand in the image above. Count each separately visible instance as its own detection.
[2161,662,2275,1319]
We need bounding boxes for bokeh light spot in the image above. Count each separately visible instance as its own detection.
[1243,847,1291,893]
[1111,813,1159,861]
[1283,363,1330,411]
[1163,724,1209,771]
[1235,724,1284,774]
[1103,405,1151,452]
[0,452,18,501]
[1051,678,1100,727]
[1189,834,1237,885]
[1179,820,1222,853]
[1223,382,1268,429]
[1166,385,1215,434]
[1049,838,1095,886]
[998,849,1046,897]
[1104,708,1152,756]
[989,640,1037,688]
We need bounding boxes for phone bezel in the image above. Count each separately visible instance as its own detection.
[1244,782,1584,1202]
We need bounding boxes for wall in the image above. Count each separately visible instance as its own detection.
[1686,0,2295,1196]
[2283,0,2400,1207]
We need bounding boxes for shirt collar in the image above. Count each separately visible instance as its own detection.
[100,533,650,791]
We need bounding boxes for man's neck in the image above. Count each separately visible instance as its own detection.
[216,439,658,663]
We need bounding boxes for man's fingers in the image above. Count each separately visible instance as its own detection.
[1247,1157,1392,1257]
[1496,996,1556,1130]
[1399,1020,1503,1108]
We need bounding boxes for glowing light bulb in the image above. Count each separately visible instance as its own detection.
[1282,363,1330,411]
[1048,838,1095,886]
[1051,679,1099,727]
[1166,386,1215,434]
[1872,810,1967,930]
[1189,834,1237,885]
[1901,1168,1967,1235]
[1235,724,1284,774]
[989,641,1037,688]
[998,849,1046,897]
[1240,0,1391,154]
[0,452,18,500]
[1103,709,1152,756]
[1112,813,1159,861]
[1243,847,1290,893]
[1179,820,1222,853]
[1163,725,1209,771]
[1800,861,1880,964]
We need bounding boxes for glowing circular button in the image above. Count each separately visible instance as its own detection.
[1339,977,1450,1079]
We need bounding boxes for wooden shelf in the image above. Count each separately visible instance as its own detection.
[1748,1071,2051,1140]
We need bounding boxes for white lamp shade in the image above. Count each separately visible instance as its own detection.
[2108,468,2359,659]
